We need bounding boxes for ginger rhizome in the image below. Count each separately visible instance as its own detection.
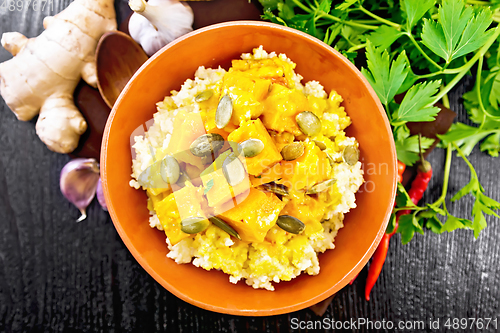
[0,0,117,153]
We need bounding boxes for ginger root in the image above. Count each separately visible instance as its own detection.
[0,0,117,153]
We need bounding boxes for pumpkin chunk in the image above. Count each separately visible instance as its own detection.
[280,194,325,236]
[155,182,209,245]
[249,163,283,187]
[279,141,331,191]
[219,188,286,243]
[227,119,282,176]
[261,84,309,135]
[221,71,271,125]
[167,110,206,170]
[201,167,250,213]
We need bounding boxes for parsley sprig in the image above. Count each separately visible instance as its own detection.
[260,0,500,242]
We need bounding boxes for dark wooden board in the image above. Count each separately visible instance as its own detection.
[1,1,499,332]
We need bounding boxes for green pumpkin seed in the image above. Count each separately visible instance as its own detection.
[160,155,180,184]
[276,215,305,234]
[326,152,335,168]
[209,216,241,240]
[296,111,322,136]
[306,178,336,194]
[190,133,225,157]
[238,138,265,158]
[313,140,327,151]
[181,216,210,234]
[281,142,304,161]
[342,145,360,166]
[222,154,246,186]
[215,94,233,129]
[259,182,289,196]
[195,90,214,103]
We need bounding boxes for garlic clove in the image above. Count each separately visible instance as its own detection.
[96,177,108,211]
[60,158,100,222]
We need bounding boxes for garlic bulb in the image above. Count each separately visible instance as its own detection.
[128,0,194,56]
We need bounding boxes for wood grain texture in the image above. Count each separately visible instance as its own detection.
[1,2,499,332]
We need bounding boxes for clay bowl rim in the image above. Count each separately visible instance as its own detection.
[101,20,397,316]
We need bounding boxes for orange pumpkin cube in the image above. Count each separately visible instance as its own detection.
[261,84,309,135]
[218,188,286,243]
[220,71,271,125]
[167,110,206,170]
[154,193,188,245]
[227,119,282,176]
[280,194,325,236]
[279,141,331,191]
[201,167,250,214]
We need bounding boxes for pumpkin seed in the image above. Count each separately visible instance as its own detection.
[238,138,265,158]
[326,152,335,167]
[160,155,180,184]
[190,133,225,157]
[215,94,233,129]
[222,154,246,186]
[306,178,336,194]
[281,142,304,161]
[181,216,210,234]
[296,111,322,136]
[194,90,213,103]
[209,216,241,240]
[313,140,327,151]
[276,215,305,234]
[260,182,289,196]
[342,145,360,166]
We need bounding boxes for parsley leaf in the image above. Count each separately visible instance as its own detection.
[421,0,494,63]
[438,123,498,156]
[421,210,444,234]
[452,8,494,60]
[480,133,500,157]
[395,134,435,166]
[395,182,416,208]
[450,144,500,238]
[386,212,397,234]
[441,214,472,232]
[398,213,424,244]
[401,0,435,31]
[368,25,404,50]
[361,41,409,106]
[392,80,441,124]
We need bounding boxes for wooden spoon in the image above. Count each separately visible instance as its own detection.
[96,31,149,109]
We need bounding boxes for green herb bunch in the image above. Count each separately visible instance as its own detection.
[259,0,500,243]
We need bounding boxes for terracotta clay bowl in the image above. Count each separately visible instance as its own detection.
[101,21,397,316]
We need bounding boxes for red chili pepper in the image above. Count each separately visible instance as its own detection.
[365,157,432,301]
[364,233,390,301]
[397,160,406,183]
